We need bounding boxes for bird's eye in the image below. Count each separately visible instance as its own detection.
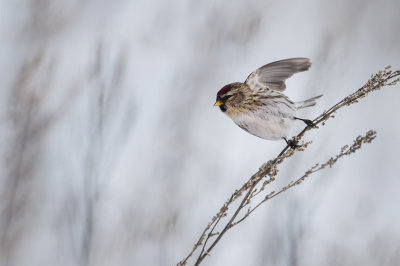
[220,104,227,112]
[221,95,232,101]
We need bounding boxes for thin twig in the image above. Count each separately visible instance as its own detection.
[233,130,377,226]
[178,67,400,266]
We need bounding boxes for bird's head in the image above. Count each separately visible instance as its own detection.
[214,83,245,113]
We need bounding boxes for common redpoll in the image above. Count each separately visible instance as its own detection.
[214,58,322,148]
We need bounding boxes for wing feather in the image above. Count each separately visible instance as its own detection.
[245,58,311,91]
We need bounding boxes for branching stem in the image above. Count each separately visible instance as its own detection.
[178,67,400,266]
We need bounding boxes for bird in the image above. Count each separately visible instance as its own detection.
[214,58,322,148]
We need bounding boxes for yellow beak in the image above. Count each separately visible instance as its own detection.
[214,101,223,106]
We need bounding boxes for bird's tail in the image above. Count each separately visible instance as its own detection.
[295,94,323,109]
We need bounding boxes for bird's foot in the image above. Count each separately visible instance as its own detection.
[295,117,316,127]
[283,137,301,149]
[303,119,315,127]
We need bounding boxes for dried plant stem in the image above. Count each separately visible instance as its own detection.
[233,130,377,226]
[178,67,400,266]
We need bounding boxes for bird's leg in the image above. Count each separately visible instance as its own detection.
[295,117,315,127]
[283,137,301,149]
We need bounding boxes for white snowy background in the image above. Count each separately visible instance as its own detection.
[1,0,400,265]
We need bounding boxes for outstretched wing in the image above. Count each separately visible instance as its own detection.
[245,58,311,91]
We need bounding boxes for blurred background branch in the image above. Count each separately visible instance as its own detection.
[1,1,400,266]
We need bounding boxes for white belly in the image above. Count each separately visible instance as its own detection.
[232,108,296,140]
